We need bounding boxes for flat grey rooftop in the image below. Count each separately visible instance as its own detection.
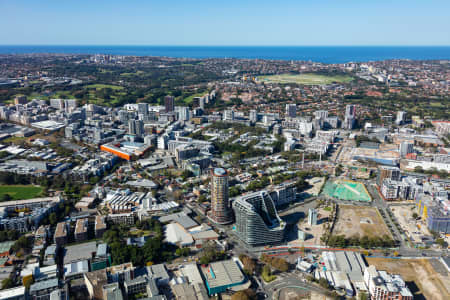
[63,241,97,264]
[159,212,197,229]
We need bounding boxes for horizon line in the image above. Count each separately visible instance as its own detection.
[1,44,450,47]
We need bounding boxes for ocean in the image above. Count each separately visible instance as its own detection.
[0,46,449,63]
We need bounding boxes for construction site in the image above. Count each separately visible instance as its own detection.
[337,144,400,167]
[301,177,326,198]
[322,180,371,202]
[290,206,333,247]
[390,205,432,246]
[366,257,450,300]
[333,205,392,239]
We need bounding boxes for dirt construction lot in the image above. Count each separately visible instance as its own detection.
[390,205,431,244]
[333,205,392,238]
[290,207,332,246]
[366,258,450,300]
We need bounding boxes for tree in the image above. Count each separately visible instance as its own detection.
[412,212,418,219]
[1,278,13,290]
[103,229,120,245]
[335,164,344,176]
[12,235,31,253]
[414,166,424,173]
[197,195,207,203]
[436,238,446,248]
[175,247,190,257]
[260,253,270,263]
[89,176,100,185]
[359,292,368,300]
[6,230,19,241]
[229,186,241,197]
[355,135,379,147]
[231,289,256,300]
[271,257,289,272]
[181,170,194,181]
[239,254,256,275]
[65,205,71,216]
[430,230,440,239]
[199,246,226,265]
[261,264,274,282]
[318,277,331,290]
[49,212,58,225]
[0,194,12,202]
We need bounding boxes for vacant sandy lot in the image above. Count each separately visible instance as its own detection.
[309,291,334,300]
[289,207,332,247]
[279,287,309,300]
[302,177,326,197]
[366,258,450,300]
[333,205,392,239]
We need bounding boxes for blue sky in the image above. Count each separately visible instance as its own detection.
[1,0,449,45]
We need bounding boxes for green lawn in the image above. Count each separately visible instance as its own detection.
[120,71,145,76]
[262,272,277,282]
[182,92,206,104]
[260,73,353,85]
[120,72,135,77]
[0,185,44,201]
[129,229,153,237]
[85,84,124,90]
[2,136,28,144]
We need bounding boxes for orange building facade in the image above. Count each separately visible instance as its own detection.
[100,144,131,160]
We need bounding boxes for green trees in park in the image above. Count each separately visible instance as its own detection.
[104,222,175,266]
[260,254,290,272]
[198,244,226,265]
[231,289,256,300]
[175,247,190,257]
[0,230,20,242]
[326,234,396,248]
[239,254,257,275]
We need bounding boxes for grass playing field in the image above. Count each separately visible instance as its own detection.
[85,84,124,90]
[0,185,44,201]
[260,73,353,85]
[182,92,207,104]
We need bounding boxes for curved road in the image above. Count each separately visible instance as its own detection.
[263,272,329,300]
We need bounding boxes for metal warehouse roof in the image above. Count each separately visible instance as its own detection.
[64,260,89,276]
[29,278,59,293]
[201,260,245,289]
[159,212,198,229]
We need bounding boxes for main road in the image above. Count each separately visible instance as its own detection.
[263,272,329,300]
